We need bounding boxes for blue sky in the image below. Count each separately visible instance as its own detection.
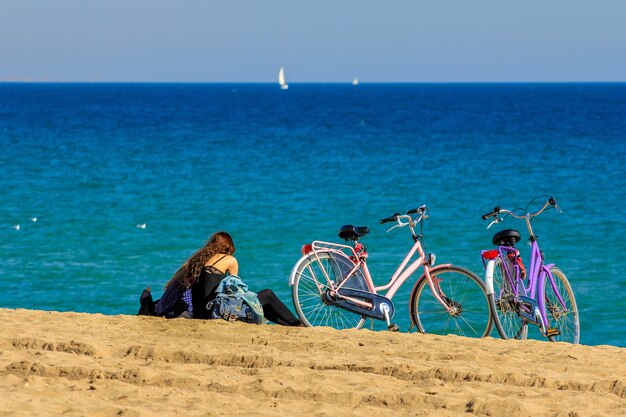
[1,0,624,82]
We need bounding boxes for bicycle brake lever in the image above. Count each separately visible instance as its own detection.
[486,218,501,229]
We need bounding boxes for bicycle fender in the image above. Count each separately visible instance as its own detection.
[537,264,556,330]
[289,250,355,286]
[427,263,453,272]
[484,260,495,295]
[289,254,311,286]
[408,264,454,327]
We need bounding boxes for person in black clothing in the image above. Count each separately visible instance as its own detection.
[139,231,302,326]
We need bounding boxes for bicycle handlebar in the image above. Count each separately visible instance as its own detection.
[407,206,425,215]
[379,205,428,238]
[481,206,501,220]
[380,205,427,224]
[379,213,400,224]
[481,197,560,226]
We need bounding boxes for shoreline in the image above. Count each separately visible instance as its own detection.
[0,308,624,416]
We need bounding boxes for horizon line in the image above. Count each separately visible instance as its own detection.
[1,80,625,84]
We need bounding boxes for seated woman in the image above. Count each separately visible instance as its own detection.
[147,231,302,326]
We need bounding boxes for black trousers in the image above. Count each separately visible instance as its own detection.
[257,289,302,326]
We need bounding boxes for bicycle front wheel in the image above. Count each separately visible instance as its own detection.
[410,266,493,338]
[489,257,529,340]
[291,252,366,330]
[544,266,580,344]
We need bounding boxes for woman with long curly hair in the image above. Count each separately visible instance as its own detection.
[153,231,237,319]
[147,231,301,326]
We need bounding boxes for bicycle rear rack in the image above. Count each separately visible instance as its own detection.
[311,241,358,259]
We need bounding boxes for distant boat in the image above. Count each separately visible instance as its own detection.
[278,67,289,90]
[352,78,359,86]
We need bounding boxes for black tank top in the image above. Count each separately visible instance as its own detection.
[190,255,228,319]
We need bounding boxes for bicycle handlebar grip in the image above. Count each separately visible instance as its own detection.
[407,205,426,215]
[379,213,400,224]
[481,206,501,220]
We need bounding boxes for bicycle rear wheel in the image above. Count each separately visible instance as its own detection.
[410,266,493,338]
[544,266,580,344]
[489,257,529,340]
[291,252,366,330]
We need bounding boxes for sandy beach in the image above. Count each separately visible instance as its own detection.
[0,308,624,416]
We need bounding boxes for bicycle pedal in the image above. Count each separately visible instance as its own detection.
[546,327,560,337]
[387,323,400,332]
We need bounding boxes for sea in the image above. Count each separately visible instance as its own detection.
[1,83,624,347]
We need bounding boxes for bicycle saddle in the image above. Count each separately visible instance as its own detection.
[338,225,370,241]
[492,229,521,246]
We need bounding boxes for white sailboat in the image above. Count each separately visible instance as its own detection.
[278,67,289,90]
[352,78,359,86]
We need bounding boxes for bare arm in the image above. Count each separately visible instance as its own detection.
[207,255,239,276]
[227,256,239,276]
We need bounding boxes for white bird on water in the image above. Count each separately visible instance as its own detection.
[13,224,20,231]
[137,223,147,229]
[30,217,38,222]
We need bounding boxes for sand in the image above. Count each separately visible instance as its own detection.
[0,308,624,417]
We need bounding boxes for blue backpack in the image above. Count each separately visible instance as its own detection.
[206,276,264,324]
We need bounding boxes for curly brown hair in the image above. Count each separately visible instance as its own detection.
[165,231,235,289]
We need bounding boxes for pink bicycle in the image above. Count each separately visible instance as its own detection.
[289,206,493,336]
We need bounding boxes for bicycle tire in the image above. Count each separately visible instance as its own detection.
[409,265,493,338]
[544,266,580,344]
[291,252,366,330]
[489,257,529,340]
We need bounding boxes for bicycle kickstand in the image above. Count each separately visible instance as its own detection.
[381,303,399,332]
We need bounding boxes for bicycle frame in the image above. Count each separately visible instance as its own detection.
[483,199,570,334]
[290,237,453,314]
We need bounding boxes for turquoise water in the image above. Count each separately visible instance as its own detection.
[1,83,624,346]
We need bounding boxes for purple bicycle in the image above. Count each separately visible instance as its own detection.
[481,196,580,343]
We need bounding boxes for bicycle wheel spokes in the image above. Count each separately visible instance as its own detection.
[490,257,528,340]
[544,266,580,344]
[292,252,366,330]
[411,266,492,338]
